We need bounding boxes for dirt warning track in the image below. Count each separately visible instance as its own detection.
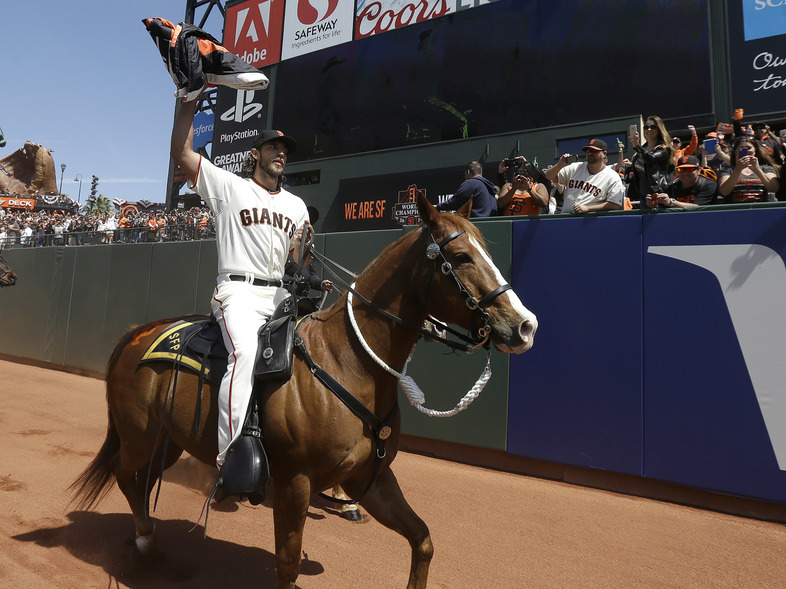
[1,359,784,588]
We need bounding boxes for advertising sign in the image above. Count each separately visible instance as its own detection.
[225,0,286,67]
[281,0,356,60]
[507,208,786,504]
[0,197,36,210]
[193,111,215,150]
[322,166,461,232]
[211,86,269,172]
[643,209,786,503]
[728,0,786,117]
[355,0,501,39]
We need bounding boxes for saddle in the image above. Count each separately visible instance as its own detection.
[138,294,307,384]
[139,294,311,505]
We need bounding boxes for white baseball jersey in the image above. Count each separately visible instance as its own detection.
[558,162,625,211]
[193,156,308,280]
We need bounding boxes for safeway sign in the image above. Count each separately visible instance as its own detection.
[224,0,286,67]
[281,0,355,60]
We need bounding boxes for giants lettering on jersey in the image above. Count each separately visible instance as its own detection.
[567,179,602,198]
[239,207,297,237]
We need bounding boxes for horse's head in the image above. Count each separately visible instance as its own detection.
[415,192,536,354]
[0,255,16,288]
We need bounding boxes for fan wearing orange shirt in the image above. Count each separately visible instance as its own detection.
[496,157,549,216]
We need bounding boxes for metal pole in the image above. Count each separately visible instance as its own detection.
[74,174,82,206]
[59,163,66,194]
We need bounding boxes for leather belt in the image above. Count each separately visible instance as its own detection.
[229,275,283,288]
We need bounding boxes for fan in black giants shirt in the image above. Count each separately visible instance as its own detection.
[645,155,718,210]
[718,137,780,204]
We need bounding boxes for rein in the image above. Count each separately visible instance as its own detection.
[306,226,510,352]
[309,245,473,351]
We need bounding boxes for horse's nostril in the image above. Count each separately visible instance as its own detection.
[520,319,537,342]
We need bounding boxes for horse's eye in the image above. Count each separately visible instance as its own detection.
[453,252,472,265]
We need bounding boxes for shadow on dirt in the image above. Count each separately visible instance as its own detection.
[13,510,325,588]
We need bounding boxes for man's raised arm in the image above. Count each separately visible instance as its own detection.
[170,98,201,185]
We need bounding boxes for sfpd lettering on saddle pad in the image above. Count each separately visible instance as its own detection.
[139,317,227,383]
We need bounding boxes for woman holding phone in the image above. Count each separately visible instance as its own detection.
[628,115,674,208]
[718,137,780,203]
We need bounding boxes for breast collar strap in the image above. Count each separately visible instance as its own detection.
[294,330,398,505]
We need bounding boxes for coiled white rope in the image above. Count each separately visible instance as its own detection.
[347,286,492,417]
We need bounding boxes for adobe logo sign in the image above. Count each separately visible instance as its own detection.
[225,0,285,67]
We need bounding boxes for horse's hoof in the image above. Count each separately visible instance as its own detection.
[341,508,362,522]
[135,532,155,554]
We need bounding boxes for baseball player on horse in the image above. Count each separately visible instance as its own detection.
[170,91,310,470]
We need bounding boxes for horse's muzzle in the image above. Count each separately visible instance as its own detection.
[0,272,17,287]
[492,314,537,354]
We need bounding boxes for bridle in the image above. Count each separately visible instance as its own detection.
[420,225,513,349]
[0,270,14,286]
[306,224,513,352]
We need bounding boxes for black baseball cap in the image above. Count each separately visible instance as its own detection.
[676,155,700,168]
[252,130,297,154]
[752,122,766,130]
[582,139,608,152]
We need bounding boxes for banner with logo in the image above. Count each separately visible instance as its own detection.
[355,0,501,39]
[321,166,463,232]
[0,197,35,210]
[193,111,215,151]
[728,0,786,118]
[225,0,286,67]
[508,207,786,503]
[281,0,356,60]
[210,86,270,172]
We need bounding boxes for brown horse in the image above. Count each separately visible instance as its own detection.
[70,193,537,589]
[0,252,17,287]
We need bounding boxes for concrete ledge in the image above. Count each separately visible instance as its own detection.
[400,434,786,524]
[0,353,104,381]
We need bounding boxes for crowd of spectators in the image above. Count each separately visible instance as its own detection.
[0,206,214,249]
[3,116,786,248]
[482,116,786,216]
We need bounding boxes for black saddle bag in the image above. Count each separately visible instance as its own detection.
[254,296,297,380]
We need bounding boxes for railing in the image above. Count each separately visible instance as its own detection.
[0,222,216,249]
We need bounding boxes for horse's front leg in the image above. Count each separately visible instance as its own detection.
[273,473,312,589]
[352,467,433,589]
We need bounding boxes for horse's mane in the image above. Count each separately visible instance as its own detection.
[356,213,485,281]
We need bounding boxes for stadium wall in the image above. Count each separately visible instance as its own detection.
[3,207,786,519]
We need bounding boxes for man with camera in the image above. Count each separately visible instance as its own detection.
[545,139,624,214]
[645,155,718,209]
[496,156,550,215]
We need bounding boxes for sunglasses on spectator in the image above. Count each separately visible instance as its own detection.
[676,166,698,173]
[643,124,657,130]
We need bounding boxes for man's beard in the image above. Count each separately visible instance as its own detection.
[259,159,283,178]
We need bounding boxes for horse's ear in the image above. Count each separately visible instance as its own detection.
[416,190,439,225]
[457,196,473,220]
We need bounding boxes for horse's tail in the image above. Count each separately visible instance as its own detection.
[68,408,120,510]
[68,327,137,510]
